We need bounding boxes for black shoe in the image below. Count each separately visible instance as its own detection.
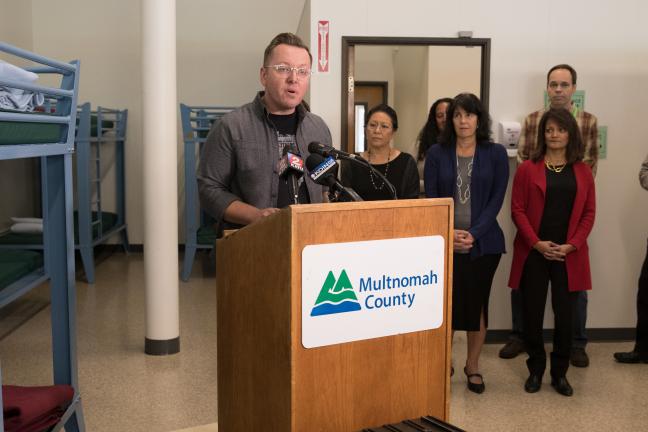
[551,377,573,397]
[464,367,485,394]
[524,374,542,393]
[614,351,648,364]
[570,347,589,367]
[499,339,525,359]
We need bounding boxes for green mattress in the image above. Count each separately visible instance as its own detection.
[0,108,62,145]
[0,211,119,245]
[0,250,43,289]
[88,115,114,136]
[0,110,116,145]
[0,121,62,145]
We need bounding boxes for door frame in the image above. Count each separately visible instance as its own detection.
[341,36,491,153]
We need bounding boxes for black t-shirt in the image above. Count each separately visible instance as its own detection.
[268,112,310,208]
[539,164,576,244]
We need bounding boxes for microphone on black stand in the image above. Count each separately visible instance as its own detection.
[277,145,305,205]
[308,141,367,162]
[305,153,363,203]
[308,141,397,200]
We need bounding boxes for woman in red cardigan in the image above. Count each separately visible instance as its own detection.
[508,108,595,397]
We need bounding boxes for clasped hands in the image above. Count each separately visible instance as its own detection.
[454,229,474,252]
[533,240,576,261]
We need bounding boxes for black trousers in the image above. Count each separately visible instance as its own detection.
[520,250,578,378]
[636,240,648,355]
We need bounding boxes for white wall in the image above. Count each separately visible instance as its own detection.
[306,0,648,329]
[1,0,33,56]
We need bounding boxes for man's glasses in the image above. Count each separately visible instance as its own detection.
[264,64,312,77]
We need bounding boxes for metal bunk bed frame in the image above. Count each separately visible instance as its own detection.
[0,103,130,284]
[0,42,85,432]
[75,103,130,283]
[179,104,234,281]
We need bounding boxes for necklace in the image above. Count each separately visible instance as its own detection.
[545,159,566,173]
[456,155,474,204]
[368,148,392,191]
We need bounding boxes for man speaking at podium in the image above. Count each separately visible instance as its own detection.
[198,33,332,229]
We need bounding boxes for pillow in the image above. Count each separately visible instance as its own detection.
[11,217,43,224]
[10,222,43,234]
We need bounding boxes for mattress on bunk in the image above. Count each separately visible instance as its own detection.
[0,250,43,289]
[0,211,119,245]
[0,109,62,145]
[197,225,218,245]
[80,115,115,136]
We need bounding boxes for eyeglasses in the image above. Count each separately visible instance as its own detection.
[366,122,393,131]
[548,82,572,90]
[264,64,312,77]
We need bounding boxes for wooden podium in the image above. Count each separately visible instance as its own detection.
[216,199,454,431]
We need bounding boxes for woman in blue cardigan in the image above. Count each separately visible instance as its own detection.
[424,93,509,394]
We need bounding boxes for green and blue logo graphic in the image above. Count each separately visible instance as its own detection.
[310,269,362,316]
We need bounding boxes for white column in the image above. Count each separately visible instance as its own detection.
[141,0,180,355]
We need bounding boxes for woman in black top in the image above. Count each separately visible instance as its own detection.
[340,104,419,201]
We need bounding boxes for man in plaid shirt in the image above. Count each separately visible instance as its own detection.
[499,64,599,367]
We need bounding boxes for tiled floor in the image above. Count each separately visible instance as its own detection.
[1,253,647,431]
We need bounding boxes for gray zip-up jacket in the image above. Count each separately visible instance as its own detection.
[198,92,332,226]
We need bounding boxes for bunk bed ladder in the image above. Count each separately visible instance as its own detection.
[114,108,130,254]
[75,105,130,283]
[76,103,95,283]
[92,107,104,239]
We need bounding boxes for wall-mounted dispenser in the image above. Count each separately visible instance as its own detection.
[499,121,521,148]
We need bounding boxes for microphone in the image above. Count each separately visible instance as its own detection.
[306,154,338,187]
[277,145,304,204]
[305,153,362,202]
[308,141,366,162]
[308,142,397,200]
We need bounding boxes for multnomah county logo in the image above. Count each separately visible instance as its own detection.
[310,269,361,316]
[302,236,444,348]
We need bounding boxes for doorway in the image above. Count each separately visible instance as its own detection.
[341,37,491,155]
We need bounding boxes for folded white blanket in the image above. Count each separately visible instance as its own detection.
[10,222,43,234]
[0,60,44,111]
